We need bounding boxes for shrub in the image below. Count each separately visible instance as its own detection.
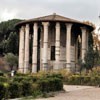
[9,82,22,98]
[32,90,42,98]
[82,76,91,85]
[37,77,63,92]
[16,73,29,76]
[0,83,9,100]
[21,80,33,96]
[0,72,63,99]
[88,67,100,76]
[53,77,63,91]
[31,75,39,82]
[13,76,32,83]
[46,73,63,79]
[0,76,8,82]
[38,78,49,92]
[0,71,4,76]
[64,74,100,86]
[66,75,81,85]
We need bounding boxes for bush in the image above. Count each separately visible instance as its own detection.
[0,72,63,99]
[31,75,39,82]
[16,73,29,76]
[21,80,33,96]
[46,73,63,79]
[38,78,49,92]
[32,90,42,98]
[9,82,22,98]
[38,77,63,92]
[67,75,79,85]
[88,67,100,76]
[13,76,32,83]
[0,83,9,100]
[53,77,63,91]
[0,71,4,76]
[64,75,100,86]
[12,76,26,82]
[0,76,8,82]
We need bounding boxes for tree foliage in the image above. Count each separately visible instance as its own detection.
[4,53,18,70]
[84,32,100,71]
[0,19,22,55]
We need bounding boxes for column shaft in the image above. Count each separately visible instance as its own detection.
[24,24,30,73]
[81,27,87,62]
[55,22,60,61]
[18,26,25,73]
[42,22,49,71]
[66,23,72,71]
[54,22,61,69]
[32,23,38,73]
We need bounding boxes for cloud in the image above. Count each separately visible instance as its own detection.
[0,0,100,26]
[0,9,18,22]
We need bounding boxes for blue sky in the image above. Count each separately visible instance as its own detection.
[0,0,100,26]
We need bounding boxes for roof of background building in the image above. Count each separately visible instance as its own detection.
[16,13,94,31]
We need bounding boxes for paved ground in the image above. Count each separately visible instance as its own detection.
[37,85,100,100]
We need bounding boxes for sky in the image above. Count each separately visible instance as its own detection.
[0,0,100,28]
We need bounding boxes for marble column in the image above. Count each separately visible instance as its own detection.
[86,29,89,50]
[42,22,49,71]
[54,22,61,69]
[81,27,87,62]
[66,23,72,71]
[32,23,38,73]
[24,24,30,73]
[18,26,25,73]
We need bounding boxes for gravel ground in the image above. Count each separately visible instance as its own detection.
[37,85,100,100]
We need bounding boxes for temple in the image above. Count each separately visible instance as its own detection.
[16,13,94,73]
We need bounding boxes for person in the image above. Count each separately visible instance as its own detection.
[11,70,14,77]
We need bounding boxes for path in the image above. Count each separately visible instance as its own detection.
[37,85,100,100]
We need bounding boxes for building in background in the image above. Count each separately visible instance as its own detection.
[16,13,94,73]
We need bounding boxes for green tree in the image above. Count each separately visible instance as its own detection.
[6,32,19,54]
[0,19,22,55]
[78,32,100,72]
[4,53,18,70]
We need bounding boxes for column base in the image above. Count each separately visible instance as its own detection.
[66,63,71,72]
[24,68,29,74]
[54,61,62,70]
[18,68,24,73]
[32,63,37,73]
[24,61,29,73]
[42,63,48,71]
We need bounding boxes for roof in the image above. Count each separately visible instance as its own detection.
[15,13,94,31]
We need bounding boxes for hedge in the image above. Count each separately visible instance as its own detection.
[0,76,8,83]
[0,83,9,100]
[21,81,33,96]
[64,75,100,86]
[9,82,22,98]
[0,73,63,99]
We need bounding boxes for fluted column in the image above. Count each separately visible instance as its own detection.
[66,23,72,71]
[24,24,30,73]
[32,23,38,73]
[81,27,87,62]
[42,22,49,71]
[18,26,25,73]
[54,22,60,69]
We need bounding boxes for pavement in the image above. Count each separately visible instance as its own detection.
[37,85,100,100]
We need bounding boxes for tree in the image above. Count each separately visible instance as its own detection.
[4,53,18,70]
[78,31,100,73]
[6,32,19,54]
[0,19,22,55]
